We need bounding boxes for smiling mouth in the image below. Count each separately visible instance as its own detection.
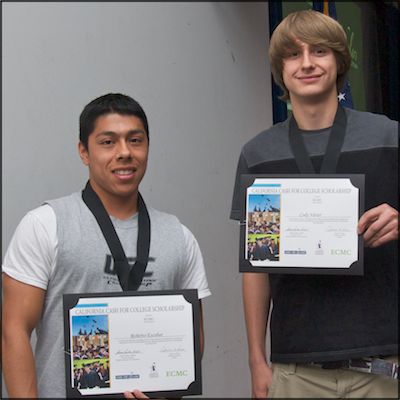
[298,75,322,80]
[112,168,137,178]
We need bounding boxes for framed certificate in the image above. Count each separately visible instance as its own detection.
[63,289,202,398]
[240,174,364,275]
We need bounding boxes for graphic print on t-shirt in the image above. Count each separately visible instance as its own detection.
[102,254,156,287]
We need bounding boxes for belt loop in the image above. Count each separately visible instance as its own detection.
[287,363,297,374]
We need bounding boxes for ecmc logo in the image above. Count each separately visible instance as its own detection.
[331,249,352,256]
[166,370,188,377]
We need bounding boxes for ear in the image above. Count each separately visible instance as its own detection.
[78,142,89,166]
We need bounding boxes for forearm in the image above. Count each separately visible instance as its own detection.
[2,274,45,399]
[3,329,38,398]
[242,272,271,366]
[243,273,273,398]
[199,300,204,357]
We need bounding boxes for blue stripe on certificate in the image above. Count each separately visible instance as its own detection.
[75,303,108,308]
[251,184,281,187]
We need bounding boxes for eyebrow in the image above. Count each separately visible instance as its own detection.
[95,129,146,137]
[283,43,301,53]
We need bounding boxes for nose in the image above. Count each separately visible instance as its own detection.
[116,140,132,160]
[301,50,315,70]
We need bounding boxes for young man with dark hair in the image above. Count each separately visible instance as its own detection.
[230,10,398,398]
[2,93,211,398]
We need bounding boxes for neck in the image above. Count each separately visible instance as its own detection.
[290,94,338,130]
[89,181,139,220]
[105,197,139,220]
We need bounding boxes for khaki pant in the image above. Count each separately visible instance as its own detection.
[268,357,398,399]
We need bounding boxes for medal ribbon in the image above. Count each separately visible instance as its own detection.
[288,105,347,174]
[82,181,151,291]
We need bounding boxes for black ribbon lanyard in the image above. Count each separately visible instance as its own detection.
[288,105,347,174]
[82,181,151,291]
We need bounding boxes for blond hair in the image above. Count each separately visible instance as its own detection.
[269,10,351,101]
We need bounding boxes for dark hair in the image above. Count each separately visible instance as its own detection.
[79,93,149,148]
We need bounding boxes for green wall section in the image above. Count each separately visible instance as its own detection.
[282,1,313,15]
[336,2,366,110]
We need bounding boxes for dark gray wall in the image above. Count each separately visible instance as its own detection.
[2,2,272,397]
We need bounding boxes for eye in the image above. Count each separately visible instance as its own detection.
[128,135,146,145]
[100,139,113,145]
[287,50,300,58]
[313,47,328,56]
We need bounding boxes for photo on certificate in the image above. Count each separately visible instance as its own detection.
[63,290,202,398]
[240,174,364,275]
[247,193,281,262]
[71,315,110,390]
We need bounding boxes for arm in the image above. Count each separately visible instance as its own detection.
[179,224,210,356]
[358,203,399,247]
[2,273,46,398]
[242,272,272,399]
[199,300,205,356]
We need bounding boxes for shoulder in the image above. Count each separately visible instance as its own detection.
[4,204,57,257]
[147,207,198,244]
[3,204,57,289]
[344,108,398,149]
[241,119,291,166]
[45,191,83,210]
[45,192,90,228]
[243,119,289,154]
[19,203,57,236]
[147,207,186,240]
[147,206,181,225]
[180,224,199,246]
[346,108,398,128]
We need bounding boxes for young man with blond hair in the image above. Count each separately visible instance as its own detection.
[230,10,398,398]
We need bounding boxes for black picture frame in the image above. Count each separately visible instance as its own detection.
[239,174,365,275]
[63,289,202,398]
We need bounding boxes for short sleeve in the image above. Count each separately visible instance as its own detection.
[230,151,249,220]
[179,225,211,300]
[2,204,58,290]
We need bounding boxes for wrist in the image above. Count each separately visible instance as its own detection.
[249,354,268,369]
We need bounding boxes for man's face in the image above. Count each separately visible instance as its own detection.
[79,113,148,205]
[282,40,338,102]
